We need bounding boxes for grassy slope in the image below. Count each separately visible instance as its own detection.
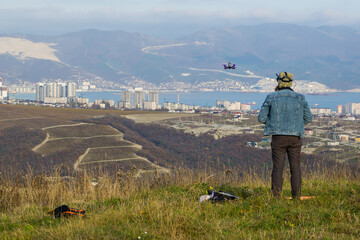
[0,169,359,240]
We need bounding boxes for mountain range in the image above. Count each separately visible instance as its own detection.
[0,23,359,90]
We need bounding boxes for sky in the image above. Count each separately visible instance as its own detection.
[0,0,359,39]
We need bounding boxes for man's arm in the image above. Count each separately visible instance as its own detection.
[303,100,312,124]
[258,96,271,124]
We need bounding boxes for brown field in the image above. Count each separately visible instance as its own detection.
[45,124,121,138]
[34,136,133,155]
[81,147,141,163]
[0,104,170,175]
[0,104,143,130]
[126,113,200,123]
[82,158,160,171]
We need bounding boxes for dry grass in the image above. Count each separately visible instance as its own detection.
[45,124,119,139]
[0,165,359,239]
[81,147,141,163]
[0,104,144,130]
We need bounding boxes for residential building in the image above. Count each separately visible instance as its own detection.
[94,99,114,107]
[36,83,46,102]
[0,77,8,100]
[36,82,77,102]
[227,102,241,111]
[143,101,157,110]
[135,91,146,109]
[119,91,133,109]
[67,83,76,97]
[240,104,251,111]
[117,101,132,109]
[310,108,331,115]
[337,105,345,114]
[345,103,360,115]
[148,92,159,105]
[44,97,68,104]
[216,100,231,109]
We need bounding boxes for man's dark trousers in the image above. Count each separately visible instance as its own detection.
[271,135,302,198]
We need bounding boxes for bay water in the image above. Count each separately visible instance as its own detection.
[12,91,360,111]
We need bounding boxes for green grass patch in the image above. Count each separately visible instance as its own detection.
[1,176,359,239]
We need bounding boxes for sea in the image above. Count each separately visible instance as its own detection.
[11,91,360,111]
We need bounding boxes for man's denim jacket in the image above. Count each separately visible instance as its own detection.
[258,88,313,138]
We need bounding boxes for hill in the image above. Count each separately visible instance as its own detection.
[1,23,360,89]
[0,104,330,177]
[0,166,359,239]
[0,104,269,176]
[0,105,359,238]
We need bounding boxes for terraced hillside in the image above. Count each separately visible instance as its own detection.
[0,105,170,175]
[32,122,169,175]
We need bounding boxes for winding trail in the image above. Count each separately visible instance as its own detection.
[32,122,93,152]
[32,133,50,152]
[48,135,123,141]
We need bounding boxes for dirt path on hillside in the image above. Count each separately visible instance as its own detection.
[73,127,170,176]
[73,145,142,170]
[32,122,93,152]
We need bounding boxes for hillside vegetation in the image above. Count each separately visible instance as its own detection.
[0,166,359,239]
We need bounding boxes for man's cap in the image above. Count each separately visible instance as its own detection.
[276,72,293,82]
[276,72,293,88]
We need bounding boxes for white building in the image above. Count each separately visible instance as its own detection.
[216,100,231,109]
[345,103,360,115]
[117,101,132,109]
[241,104,251,111]
[44,97,68,104]
[143,101,157,110]
[135,91,146,109]
[36,83,46,102]
[94,99,114,107]
[36,82,77,102]
[163,102,198,111]
[0,78,8,100]
[310,108,332,115]
[227,102,241,111]
[119,91,133,108]
[148,91,159,105]
[67,83,76,97]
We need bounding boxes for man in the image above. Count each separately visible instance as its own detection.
[258,72,312,198]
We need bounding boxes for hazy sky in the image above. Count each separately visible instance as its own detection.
[1,0,359,38]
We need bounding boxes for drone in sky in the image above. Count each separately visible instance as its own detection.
[223,61,236,69]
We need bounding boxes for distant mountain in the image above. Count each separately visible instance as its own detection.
[178,23,360,89]
[0,24,359,90]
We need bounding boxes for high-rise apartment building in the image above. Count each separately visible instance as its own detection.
[119,91,133,109]
[345,103,360,115]
[148,92,159,105]
[134,91,146,109]
[36,83,46,102]
[67,83,76,97]
[121,91,133,103]
[0,77,8,100]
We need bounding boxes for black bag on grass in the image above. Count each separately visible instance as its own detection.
[48,205,86,218]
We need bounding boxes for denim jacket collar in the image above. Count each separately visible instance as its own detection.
[278,87,293,91]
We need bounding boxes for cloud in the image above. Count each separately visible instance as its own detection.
[0,4,359,38]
